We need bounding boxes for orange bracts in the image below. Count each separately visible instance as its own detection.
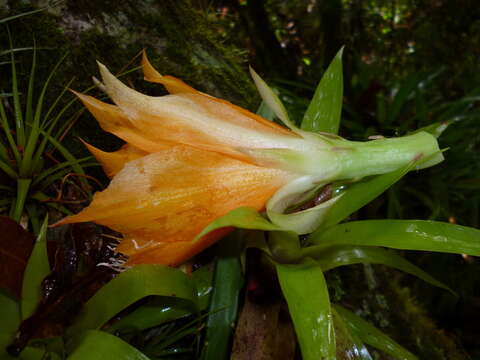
[56,52,299,266]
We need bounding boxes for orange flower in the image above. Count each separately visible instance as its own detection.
[56,53,299,266]
[57,52,443,266]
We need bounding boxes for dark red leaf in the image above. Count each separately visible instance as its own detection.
[0,216,35,298]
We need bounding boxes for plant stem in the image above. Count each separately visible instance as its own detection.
[11,178,32,223]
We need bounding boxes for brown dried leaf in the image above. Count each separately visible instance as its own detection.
[0,216,35,298]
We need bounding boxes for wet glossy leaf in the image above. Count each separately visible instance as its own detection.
[276,258,335,360]
[307,245,453,294]
[302,48,344,134]
[195,207,282,241]
[0,216,35,298]
[309,220,480,256]
[201,234,244,360]
[332,307,373,360]
[68,330,150,360]
[68,265,197,335]
[334,305,418,360]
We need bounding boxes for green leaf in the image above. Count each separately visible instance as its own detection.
[310,158,418,235]
[20,53,68,177]
[302,47,344,134]
[310,220,480,256]
[331,307,373,360]
[108,267,212,333]
[67,330,150,360]
[68,265,197,335]
[307,245,454,294]
[107,297,193,334]
[276,258,336,360]
[249,66,298,130]
[9,30,25,148]
[36,128,91,196]
[201,235,244,360]
[267,231,302,264]
[333,304,418,360]
[194,207,282,242]
[256,100,275,121]
[0,290,21,357]
[21,216,50,319]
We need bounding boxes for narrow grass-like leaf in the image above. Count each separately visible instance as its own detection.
[21,215,50,319]
[20,53,68,177]
[9,30,25,148]
[31,191,73,215]
[11,178,32,222]
[32,156,94,187]
[194,207,282,242]
[310,220,480,256]
[0,3,59,24]
[200,234,243,360]
[36,128,91,195]
[0,158,18,178]
[42,78,75,128]
[302,47,344,134]
[25,43,36,135]
[307,245,454,294]
[0,93,21,163]
[310,159,418,235]
[68,330,150,360]
[68,265,197,335]
[333,304,418,360]
[276,258,336,360]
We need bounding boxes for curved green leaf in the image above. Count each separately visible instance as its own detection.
[310,220,480,256]
[333,304,418,360]
[307,245,454,294]
[276,258,335,360]
[107,297,193,334]
[68,330,150,360]
[108,266,213,333]
[68,265,197,335]
[21,216,50,319]
[194,207,282,242]
[302,47,344,134]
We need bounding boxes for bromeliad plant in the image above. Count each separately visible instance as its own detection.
[0,38,92,233]
[5,49,480,359]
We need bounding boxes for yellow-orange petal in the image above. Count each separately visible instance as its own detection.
[97,63,305,161]
[56,146,294,263]
[75,91,175,153]
[119,228,231,266]
[142,51,198,94]
[141,51,295,137]
[81,140,148,178]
